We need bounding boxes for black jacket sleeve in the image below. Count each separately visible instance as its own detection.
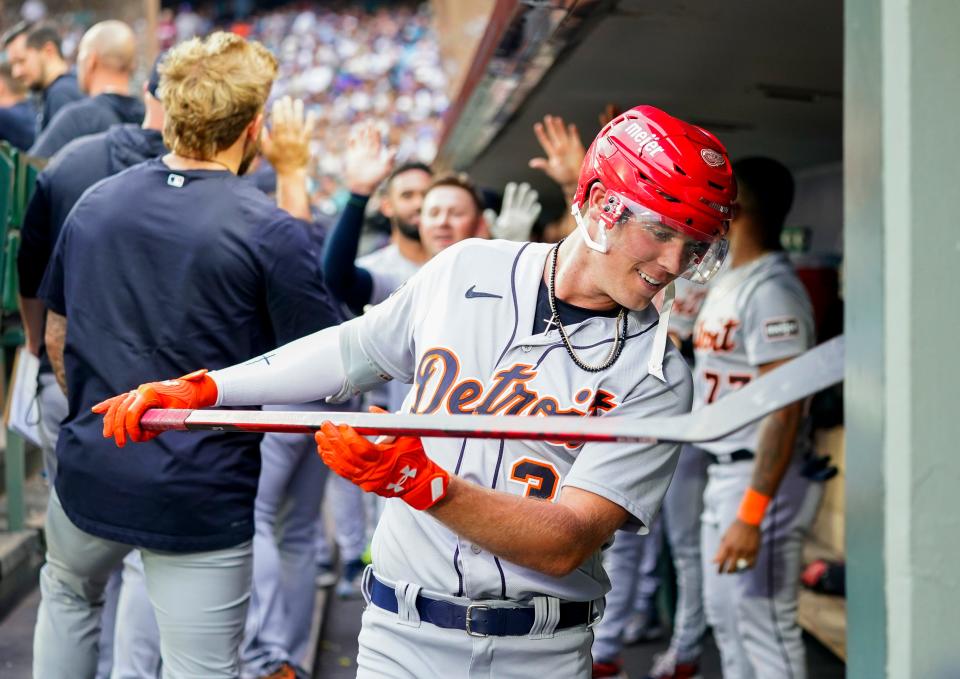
[18,172,54,298]
[260,215,344,345]
[320,193,374,315]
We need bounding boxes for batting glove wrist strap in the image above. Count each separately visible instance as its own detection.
[316,423,450,510]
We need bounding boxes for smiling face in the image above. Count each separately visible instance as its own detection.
[418,185,482,257]
[584,184,713,310]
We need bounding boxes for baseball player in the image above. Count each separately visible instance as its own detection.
[33,33,342,678]
[95,106,736,678]
[594,276,714,679]
[640,276,715,679]
[693,156,822,679]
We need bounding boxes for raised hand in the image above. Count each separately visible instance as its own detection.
[528,114,586,194]
[483,182,542,242]
[344,121,397,196]
[260,96,316,176]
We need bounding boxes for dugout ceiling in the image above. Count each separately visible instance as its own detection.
[437,0,843,218]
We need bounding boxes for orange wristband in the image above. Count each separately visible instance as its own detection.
[737,488,772,526]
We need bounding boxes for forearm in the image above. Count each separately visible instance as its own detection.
[322,193,373,312]
[19,296,46,356]
[274,169,311,220]
[210,322,361,406]
[748,401,803,497]
[428,478,620,578]
[44,310,67,394]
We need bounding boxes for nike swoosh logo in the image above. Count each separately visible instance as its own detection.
[465,285,503,300]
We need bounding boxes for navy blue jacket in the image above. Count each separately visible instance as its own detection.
[0,100,37,150]
[30,93,144,158]
[19,125,167,374]
[40,159,341,551]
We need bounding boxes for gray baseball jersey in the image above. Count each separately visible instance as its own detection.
[668,277,709,341]
[350,238,692,602]
[691,251,814,455]
[356,242,421,306]
[355,242,421,412]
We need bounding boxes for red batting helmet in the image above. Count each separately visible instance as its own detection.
[571,106,737,281]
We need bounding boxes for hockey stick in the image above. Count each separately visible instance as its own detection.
[141,335,843,444]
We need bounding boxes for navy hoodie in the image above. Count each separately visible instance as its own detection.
[19,124,166,371]
[29,93,145,158]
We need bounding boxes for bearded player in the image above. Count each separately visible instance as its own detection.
[96,106,736,678]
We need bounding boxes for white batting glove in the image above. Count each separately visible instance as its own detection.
[484,182,542,242]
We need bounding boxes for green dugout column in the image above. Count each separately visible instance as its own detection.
[846,0,960,676]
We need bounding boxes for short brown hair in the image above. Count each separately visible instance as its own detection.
[2,22,62,57]
[426,172,484,214]
[159,31,278,159]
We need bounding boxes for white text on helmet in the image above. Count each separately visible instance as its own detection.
[624,122,665,158]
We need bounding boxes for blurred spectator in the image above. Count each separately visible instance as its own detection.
[175,3,207,43]
[157,9,177,50]
[161,2,448,214]
[30,20,144,158]
[2,21,82,132]
[0,60,36,150]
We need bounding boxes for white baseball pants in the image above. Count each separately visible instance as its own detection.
[355,571,595,678]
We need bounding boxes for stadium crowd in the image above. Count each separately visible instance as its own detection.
[1,4,826,679]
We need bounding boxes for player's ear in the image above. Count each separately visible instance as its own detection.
[587,183,615,232]
[249,111,265,141]
[380,193,395,218]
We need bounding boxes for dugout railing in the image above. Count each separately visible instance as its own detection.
[0,141,42,532]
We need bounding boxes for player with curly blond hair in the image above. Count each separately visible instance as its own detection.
[31,32,341,678]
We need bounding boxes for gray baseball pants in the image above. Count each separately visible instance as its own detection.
[38,374,143,679]
[34,491,252,679]
[592,519,663,662]
[659,444,710,661]
[112,551,162,678]
[240,405,331,675]
[701,457,823,679]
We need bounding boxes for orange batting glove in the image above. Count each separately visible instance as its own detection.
[315,422,449,511]
[91,369,218,448]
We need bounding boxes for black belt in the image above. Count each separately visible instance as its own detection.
[369,575,592,637]
[706,448,755,464]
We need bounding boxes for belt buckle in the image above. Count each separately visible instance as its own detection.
[465,603,490,637]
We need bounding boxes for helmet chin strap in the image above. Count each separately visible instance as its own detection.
[647,281,675,382]
[571,202,608,253]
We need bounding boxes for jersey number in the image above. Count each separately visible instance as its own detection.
[703,371,753,404]
[509,457,560,501]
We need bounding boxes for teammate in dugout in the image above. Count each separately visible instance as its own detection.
[694,157,821,679]
[95,106,737,677]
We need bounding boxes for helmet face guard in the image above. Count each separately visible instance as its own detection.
[574,188,729,284]
[571,105,737,274]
